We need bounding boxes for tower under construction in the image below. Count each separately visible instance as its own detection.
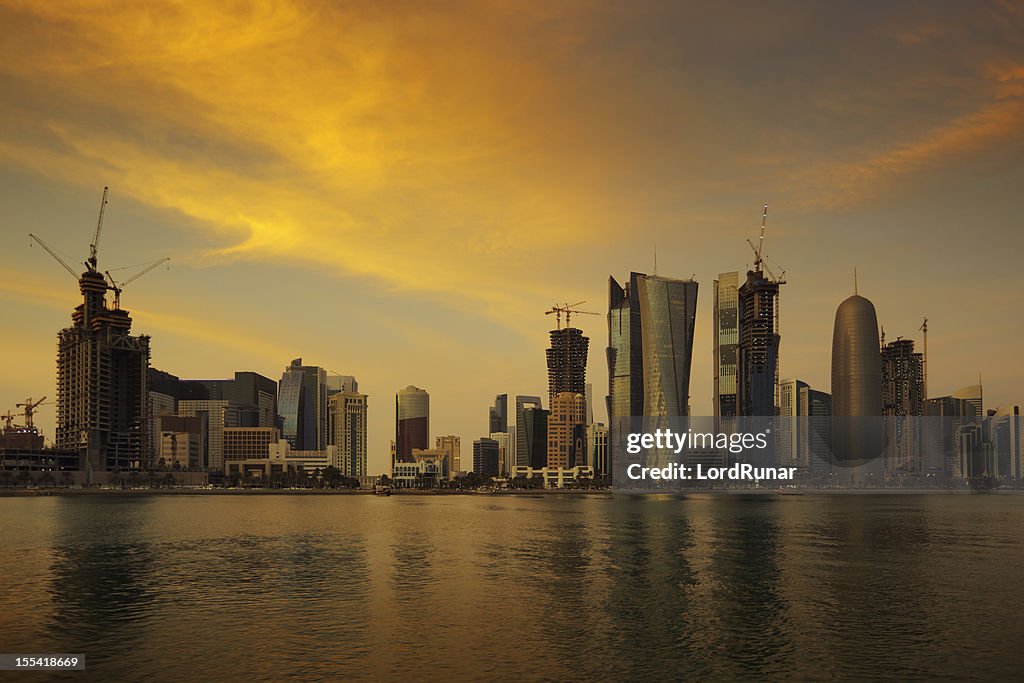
[30,188,162,472]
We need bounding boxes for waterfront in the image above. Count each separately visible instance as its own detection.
[1,494,1022,681]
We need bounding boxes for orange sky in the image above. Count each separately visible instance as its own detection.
[2,0,1023,474]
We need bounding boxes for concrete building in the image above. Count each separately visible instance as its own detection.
[511,465,595,489]
[177,399,231,471]
[473,438,500,477]
[489,432,511,476]
[56,270,150,471]
[989,404,1022,479]
[223,427,279,461]
[395,386,429,463]
[881,338,925,473]
[522,406,548,469]
[546,328,589,406]
[588,423,608,477]
[547,392,586,469]
[737,269,782,417]
[435,435,460,475]
[157,415,205,469]
[328,389,368,478]
[777,378,809,467]
[924,396,978,477]
[713,271,740,423]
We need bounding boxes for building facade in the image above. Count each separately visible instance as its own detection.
[547,392,586,469]
[328,389,368,478]
[395,386,429,463]
[713,272,740,422]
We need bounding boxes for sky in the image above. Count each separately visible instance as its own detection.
[1,0,1023,476]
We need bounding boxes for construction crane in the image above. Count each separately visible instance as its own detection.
[745,204,786,284]
[105,257,171,309]
[28,233,79,279]
[919,317,928,400]
[87,186,109,272]
[545,301,599,330]
[15,396,47,429]
[1,409,17,430]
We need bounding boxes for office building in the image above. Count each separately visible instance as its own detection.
[395,386,429,462]
[607,272,698,419]
[489,394,508,434]
[157,415,206,469]
[522,406,549,469]
[489,431,511,477]
[279,359,327,451]
[831,293,884,464]
[588,423,609,477]
[223,427,279,461]
[547,392,586,469]
[177,399,231,471]
[777,378,809,467]
[436,435,461,476]
[713,272,740,420]
[514,395,543,467]
[737,269,781,417]
[328,388,368,478]
[989,405,1022,479]
[56,270,150,471]
[473,438,500,478]
[952,384,983,418]
[924,396,978,476]
[546,328,589,405]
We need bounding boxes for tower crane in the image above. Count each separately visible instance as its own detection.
[87,186,109,272]
[105,257,171,309]
[919,317,928,401]
[745,204,786,284]
[28,234,79,279]
[544,301,599,330]
[16,396,47,429]
[2,409,17,431]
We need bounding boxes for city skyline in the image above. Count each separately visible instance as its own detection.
[2,1,1024,477]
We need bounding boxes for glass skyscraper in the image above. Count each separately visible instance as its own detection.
[713,272,739,421]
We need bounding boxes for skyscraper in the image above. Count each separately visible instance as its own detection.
[395,385,429,463]
[278,358,327,450]
[522,406,549,469]
[57,270,150,471]
[737,269,781,417]
[547,392,586,468]
[435,435,461,475]
[607,272,698,419]
[546,328,589,405]
[831,293,884,464]
[777,378,809,467]
[713,271,740,421]
[328,386,368,478]
[514,395,543,467]
[489,394,508,434]
[881,338,925,472]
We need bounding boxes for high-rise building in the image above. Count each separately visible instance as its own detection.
[831,293,883,463]
[489,394,508,434]
[952,384,983,418]
[326,374,358,395]
[522,406,549,469]
[435,435,461,475]
[56,270,150,471]
[737,269,781,417]
[547,392,586,469]
[607,274,644,422]
[473,438,500,478]
[395,386,429,463]
[546,328,589,405]
[223,426,279,462]
[588,423,609,477]
[489,432,511,476]
[177,399,231,471]
[924,396,978,476]
[328,388,368,478]
[157,415,206,470]
[278,359,327,450]
[713,271,740,421]
[514,395,543,467]
[881,338,925,472]
[989,405,1021,479]
[607,272,698,419]
[777,378,809,467]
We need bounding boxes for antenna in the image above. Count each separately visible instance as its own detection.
[854,267,858,295]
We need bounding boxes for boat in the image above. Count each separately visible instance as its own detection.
[374,485,392,496]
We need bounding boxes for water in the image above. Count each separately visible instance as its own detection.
[1,492,1022,681]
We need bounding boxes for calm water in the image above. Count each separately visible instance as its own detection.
[1,492,1022,681]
